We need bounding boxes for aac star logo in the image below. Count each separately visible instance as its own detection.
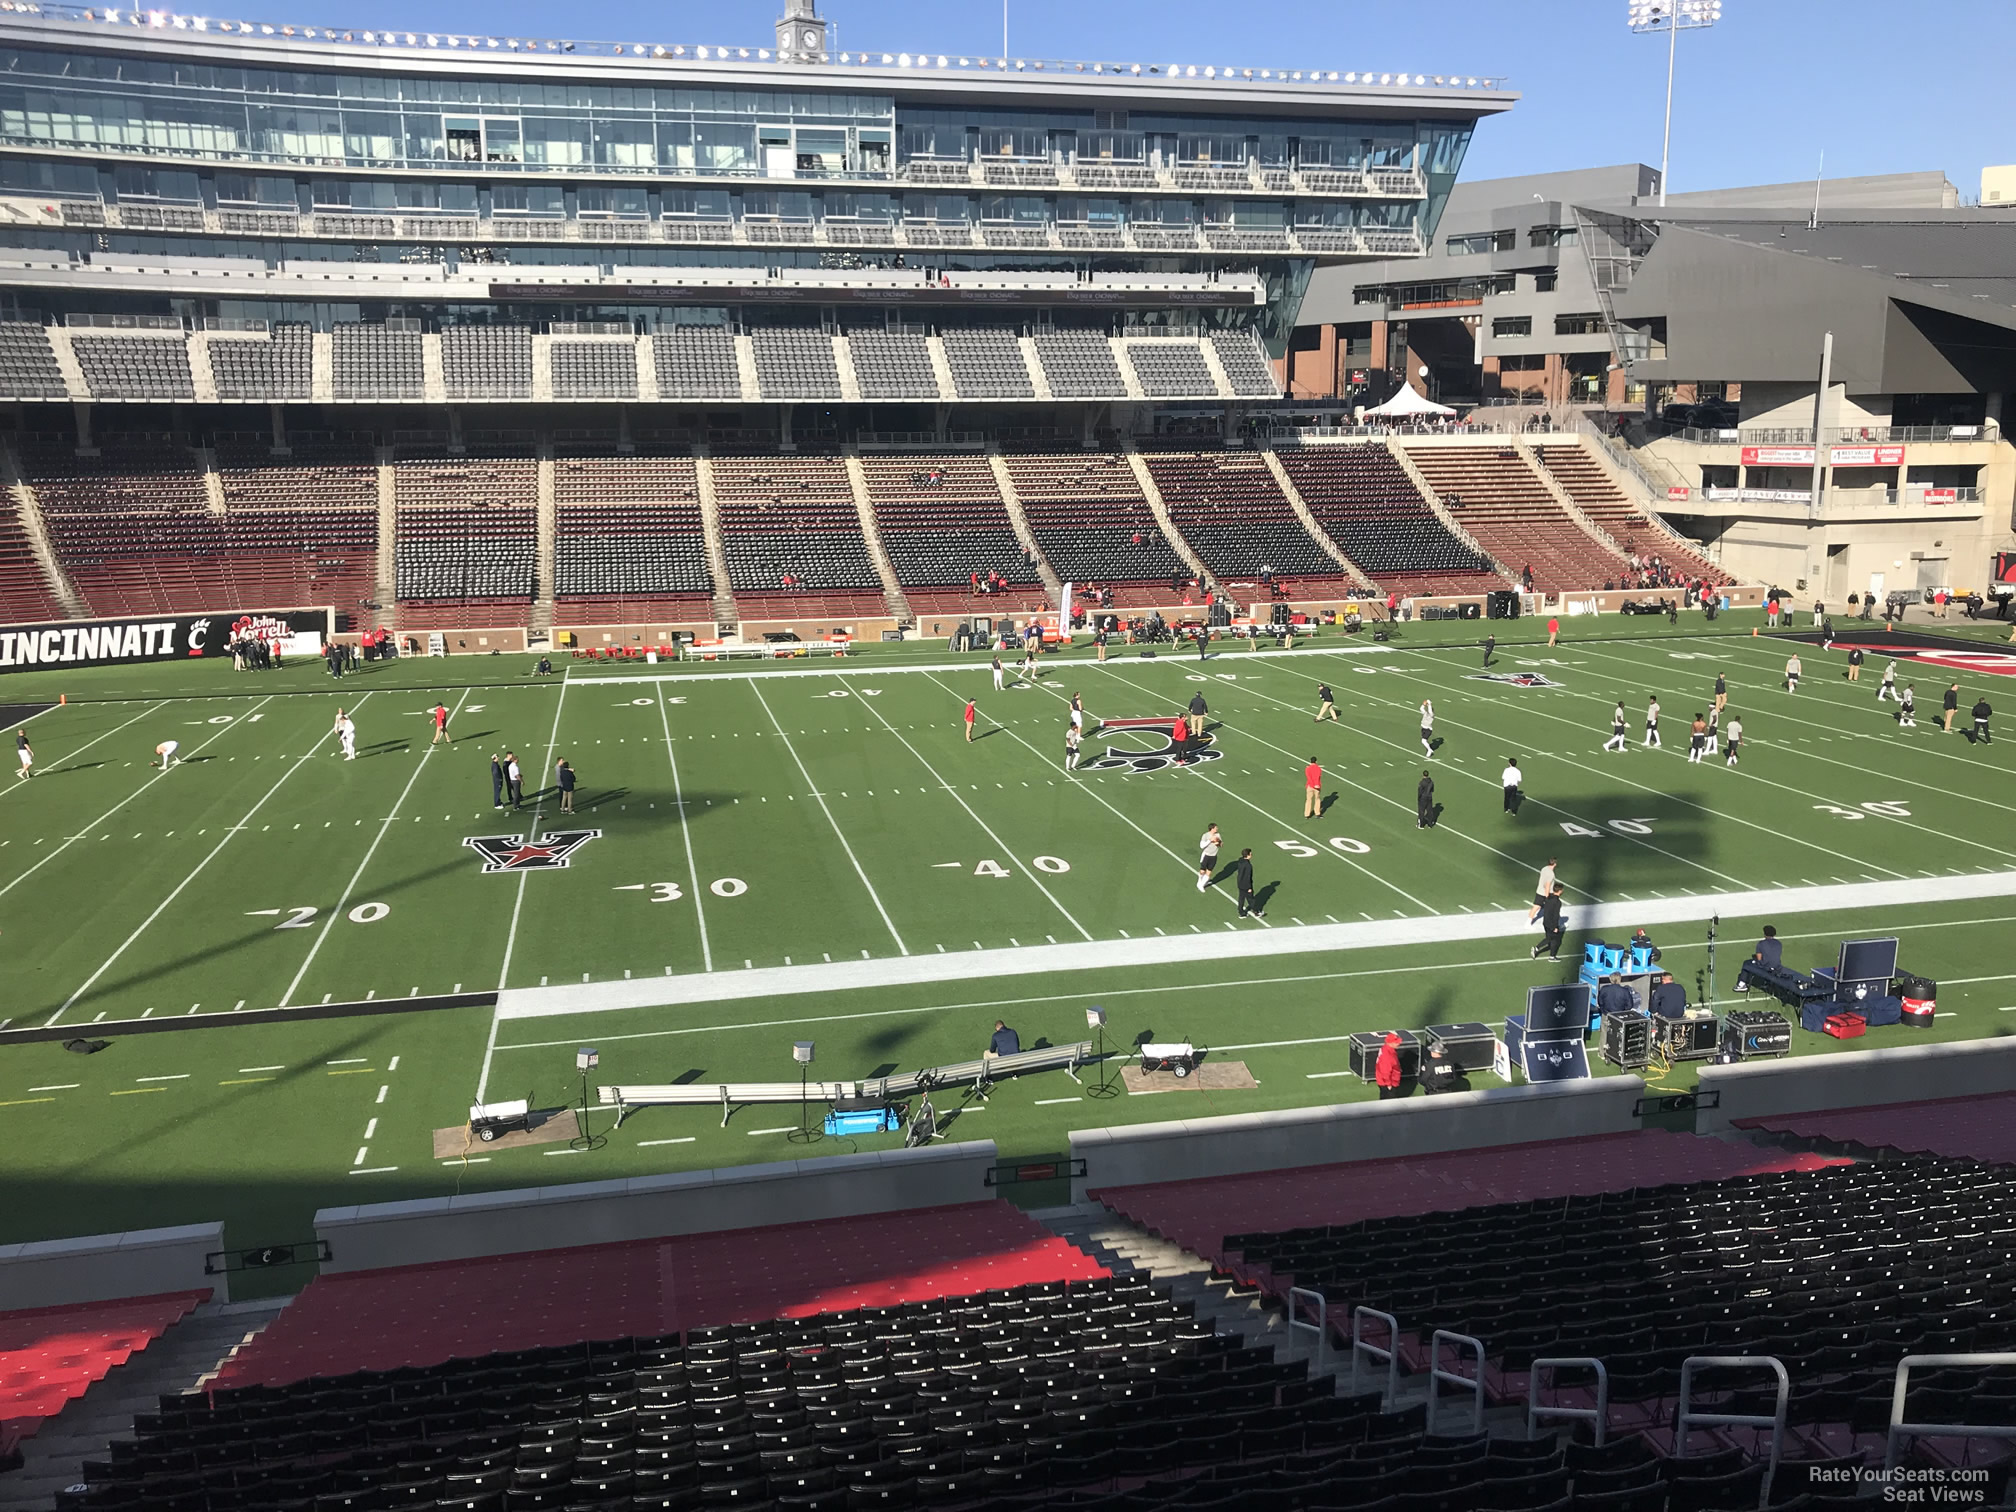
[1079,716,1224,775]
[464,830,603,873]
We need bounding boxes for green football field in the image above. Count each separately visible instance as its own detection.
[2,612,2013,1289]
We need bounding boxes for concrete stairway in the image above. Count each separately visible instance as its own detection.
[1032,1202,1530,1433]
[0,441,87,617]
[987,450,1063,601]
[691,450,740,631]
[0,1298,289,1512]
[1384,441,1517,588]
[1122,446,1210,583]
[529,445,556,642]
[842,449,912,623]
[1260,448,1378,591]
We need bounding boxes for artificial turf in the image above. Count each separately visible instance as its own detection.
[2,610,2011,1288]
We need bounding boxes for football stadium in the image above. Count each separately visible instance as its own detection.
[1,0,2015,1505]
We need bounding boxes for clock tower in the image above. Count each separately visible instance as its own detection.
[775,0,827,61]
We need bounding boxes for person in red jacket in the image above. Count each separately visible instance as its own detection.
[1375,1032,1405,1099]
[1547,615,1560,647]
[1170,714,1191,765]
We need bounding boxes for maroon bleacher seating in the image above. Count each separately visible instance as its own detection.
[0,506,60,622]
[861,454,1044,616]
[213,1202,1104,1390]
[553,451,716,624]
[1533,442,1730,586]
[0,1290,208,1460]
[1406,444,1632,593]
[1736,1091,2016,1163]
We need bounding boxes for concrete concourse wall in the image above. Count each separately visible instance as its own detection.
[1072,1078,1645,1201]
[315,1140,997,1274]
[0,1223,222,1308]
[1696,1038,2016,1134]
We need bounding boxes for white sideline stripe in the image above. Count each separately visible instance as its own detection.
[496,868,2016,1022]
[586,643,1395,686]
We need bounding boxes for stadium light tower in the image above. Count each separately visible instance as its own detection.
[1628,0,1723,208]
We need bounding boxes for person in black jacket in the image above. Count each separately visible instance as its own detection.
[1942,683,1961,733]
[1531,884,1566,960]
[1417,769,1436,829]
[556,758,577,813]
[1234,848,1258,917]
[1973,697,1993,744]
[490,752,506,809]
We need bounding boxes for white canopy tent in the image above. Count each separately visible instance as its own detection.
[1361,384,1457,419]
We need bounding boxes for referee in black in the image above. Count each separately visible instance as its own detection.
[1416,769,1436,829]
[1234,848,1258,917]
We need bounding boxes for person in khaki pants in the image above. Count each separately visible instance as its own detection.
[1302,756,1323,818]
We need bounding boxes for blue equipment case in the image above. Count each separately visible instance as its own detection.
[824,1106,902,1136]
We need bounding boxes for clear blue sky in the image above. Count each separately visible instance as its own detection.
[316,0,2012,198]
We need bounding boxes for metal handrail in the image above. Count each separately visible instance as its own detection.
[1676,1355,1787,1509]
[1527,1357,1608,1446]
[1425,1329,1485,1437]
[1285,1286,1328,1372]
[1883,1352,2016,1474]
[1350,1305,1400,1407]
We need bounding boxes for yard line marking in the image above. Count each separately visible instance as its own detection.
[109,1088,164,1096]
[495,872,2016,1024]
[923,671,1258,929]
[1305,1070,1357,1079]
[352,1146,368,1166]
[135,1074,189,1082]
[1571,637,2016,839]
[281,686,470,1010]
[747,1126,795,1136]
[219,1078,272,1085]
[750,681,908,956]
[27,1084,79,1092]
[858,686,1093,941]
[543,1148,586,1156]
[363,1117,377,1139]
[327,1059,367,1065]
[375,1084,388,1103]
[0,1097,57,1107]
[656,681,711,972]
[388,1055,399,1070]
[43,696,371,1028]
[473,996,505,1104]
[0,695,275,902]
[444,1156,491,1164]
[349,1166,398,1175]
[239,1065,284,1073]
[1035,1096,1083,1105]
[495,675,573,1010]
[0,702,155,800]
[638,1137,697,1146]
[1088,665,1434,911]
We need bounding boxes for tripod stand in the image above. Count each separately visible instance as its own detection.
[1705,914,1719,1012]
[570,1065,606,1151]
[788,1061,823,1144]
[1085,1020,1121,1099]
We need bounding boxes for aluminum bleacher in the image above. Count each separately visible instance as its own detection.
[441,326,533,401]
[1004,452,1187,608]
[1030,333,1126,399]
[861,455,1043,616]
[751,327,841,401]
[1406,444,1631,593]
[711,453,888,621]
[208,324,311,401]
[1210,330,1281,398]
[72,335,195,400]
[0,322,66,398]
[1142,450,1344,591]
[1533,443,1730,586]
[1124,341,1219,399]
[652,326,741,400]
[847,331,939,400]
[550,340,639,401]
[1275,443,1501,596]
[332,323,424,401]
[941,330,1034,399]
[553,451,715,622]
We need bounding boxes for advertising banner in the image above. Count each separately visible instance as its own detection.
[1828,445,1906,467]
[0,609,329,673]
[1740,446,1816,467]
[1666,486,1692,502]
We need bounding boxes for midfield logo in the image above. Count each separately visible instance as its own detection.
[1468,671,1559,689]
[1080,716,1225,776]
[464,830,603,873]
